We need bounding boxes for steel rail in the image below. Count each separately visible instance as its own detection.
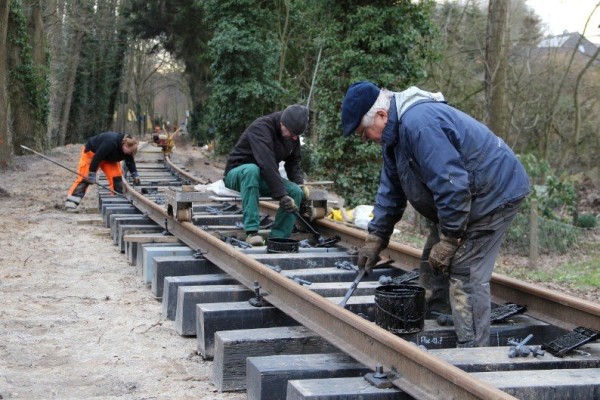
[255,202,600,332]
[164,155,202,183]
[122,183,513,399]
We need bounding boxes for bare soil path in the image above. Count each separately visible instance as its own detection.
[0,143,241,399]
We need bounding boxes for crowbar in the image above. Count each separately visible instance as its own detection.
[20,145,127,198]
[339,258,394,308]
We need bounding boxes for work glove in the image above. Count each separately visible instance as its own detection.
[429,233,461,275]
[132,172,141,186]
[357,234,388,274]
[279,195,296,212]
[300,185,310,199]
[86,171,97,184]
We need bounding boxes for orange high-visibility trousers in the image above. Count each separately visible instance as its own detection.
[67,147,123,196]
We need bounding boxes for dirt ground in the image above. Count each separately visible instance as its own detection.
[1,137,597,399]
[0,141,242,400]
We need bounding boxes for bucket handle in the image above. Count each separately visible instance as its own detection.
[374,298,428,323]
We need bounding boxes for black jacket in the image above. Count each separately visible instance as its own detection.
[224,111,303,199]
[85,131,137,175]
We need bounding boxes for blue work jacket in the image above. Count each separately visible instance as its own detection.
[368,95,530,240]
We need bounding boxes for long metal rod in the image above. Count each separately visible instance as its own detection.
[20,145,126,198]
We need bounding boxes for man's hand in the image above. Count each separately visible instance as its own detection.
[86,172,96,184]
[279,195,296,212]
[357,234,387,274]
[429,233,461,275]
[132,172,141,186]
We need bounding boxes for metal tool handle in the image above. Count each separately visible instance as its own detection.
[339,269,366,308]
[292,209,321,237]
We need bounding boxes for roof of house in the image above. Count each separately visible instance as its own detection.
[538,31,599,60]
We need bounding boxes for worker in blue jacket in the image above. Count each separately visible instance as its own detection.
[341,81,530,347]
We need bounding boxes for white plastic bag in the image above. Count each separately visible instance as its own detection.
[194,179,241,197]
[353,205,374,230]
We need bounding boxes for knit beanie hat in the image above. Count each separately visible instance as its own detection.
[281,104,309,136]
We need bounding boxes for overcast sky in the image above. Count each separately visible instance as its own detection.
[527,0,600,43]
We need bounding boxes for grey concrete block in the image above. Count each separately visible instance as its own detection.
[118,224,162,253]
[151,255,221,298]
[102,205,140,227]
[246,353,370,400]
[286,377,407,400]
[109,214,151,243]
[213,326,340,392]
[125,233,179,266]
[141,245,194,284]
[250,253,358,270]
[162,274,239,320]
[196,302,299,359]
[175,285,253,336]
[474,368,600,399]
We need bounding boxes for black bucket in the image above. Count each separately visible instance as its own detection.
[266,238,299,254]
[374,285,426,335]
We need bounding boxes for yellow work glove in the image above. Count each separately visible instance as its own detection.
[300,185,310,199]
[357,234,387,274]
[429,233,461,275]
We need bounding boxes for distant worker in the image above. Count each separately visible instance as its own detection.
[223,104,310,246]
[65,132,140,211]
[341,81,530,347]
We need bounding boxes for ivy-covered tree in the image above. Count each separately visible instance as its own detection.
[201,0,284,154]
[311,0,437,206]
[7,0,49,154]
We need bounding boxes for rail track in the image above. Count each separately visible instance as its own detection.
[97,145,600,399]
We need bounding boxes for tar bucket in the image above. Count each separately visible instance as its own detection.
[266,238,299,254]
[374,285,426,335]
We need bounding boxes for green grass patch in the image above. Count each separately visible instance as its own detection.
[393,231,426,249]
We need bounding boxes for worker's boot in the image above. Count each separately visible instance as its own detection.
[245,232,264,246]
[64,195,81,212]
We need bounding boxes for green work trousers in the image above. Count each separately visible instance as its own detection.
[224,163,303,238]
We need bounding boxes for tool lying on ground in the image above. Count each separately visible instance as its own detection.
[216,231,252,249]
[378,269,420,285]
[434,301,528,327]
[507,334,545,358]
[490,302,527,323]
[542,326,599,357]
[20,145,127,198]
[292,209,340,247]
[339,258,395,308]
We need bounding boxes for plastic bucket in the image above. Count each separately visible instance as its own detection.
[374,285,426,335]
[266,238,299,254]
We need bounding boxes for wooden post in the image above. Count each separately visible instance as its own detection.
[529,199,539,268]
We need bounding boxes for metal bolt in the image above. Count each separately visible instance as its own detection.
[372,365,387,379]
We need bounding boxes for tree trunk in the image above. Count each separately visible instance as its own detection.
[58,29,84,146]
[45,0,66,147]
[485,0,510,137]
[0,0,11,166]
[8,0,48,153]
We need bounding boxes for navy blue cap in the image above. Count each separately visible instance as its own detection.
[341,81,380,137]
